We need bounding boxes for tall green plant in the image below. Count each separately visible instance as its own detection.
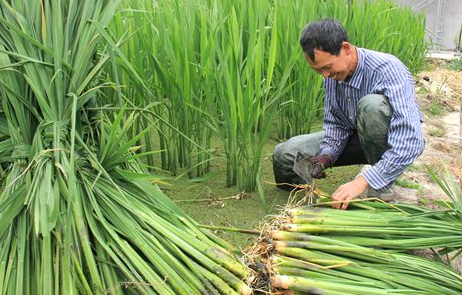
[112,0,295,191]
[0,0,252,293]
[210,1,293,191]
[274,0,325,139]
[110,0,215,178]
[343,0,428,73]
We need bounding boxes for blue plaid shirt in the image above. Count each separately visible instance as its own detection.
[320,47,424,191]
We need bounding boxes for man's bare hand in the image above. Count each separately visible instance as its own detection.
[332,176,369,209]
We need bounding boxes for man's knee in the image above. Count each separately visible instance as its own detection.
[272,132,324,190]
[273,132,324,165]
[357,94,392,135]
[273,141,291,166]
[357,94,392,164]
[272,143,301,190]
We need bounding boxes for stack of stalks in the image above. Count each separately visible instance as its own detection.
[284,201,462,251]
[0,0,253,293]
[246,197,462,294]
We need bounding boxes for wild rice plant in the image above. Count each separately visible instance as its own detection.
[115,0,295,191]
[208,0,294,191]
[108,0,215,178]
[273,0,325,139]
[0,1,252,294]
[342,0,428,73]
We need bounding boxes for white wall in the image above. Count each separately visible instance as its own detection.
[391,0,462,51]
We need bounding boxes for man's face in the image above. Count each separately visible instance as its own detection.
[305,42,355,81]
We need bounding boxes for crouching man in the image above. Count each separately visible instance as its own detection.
[273,18,424,209]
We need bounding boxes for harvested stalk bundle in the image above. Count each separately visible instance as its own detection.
[246,200,462,294]
[284,200,462,251]
[0,0,252,294]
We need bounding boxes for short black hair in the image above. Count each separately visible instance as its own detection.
[300,18,349,61]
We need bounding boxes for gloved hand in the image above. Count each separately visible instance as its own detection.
[309,154,333,179]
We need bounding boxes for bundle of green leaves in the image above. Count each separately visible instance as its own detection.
[0,1,251,294]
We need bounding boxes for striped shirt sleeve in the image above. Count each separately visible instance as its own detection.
[319,84,353,161]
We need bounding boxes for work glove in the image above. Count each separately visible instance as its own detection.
[309,154,333,179]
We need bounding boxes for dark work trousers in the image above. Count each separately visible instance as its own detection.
[272,94,392,190]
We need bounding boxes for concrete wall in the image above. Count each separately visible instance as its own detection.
[391,0,462,51]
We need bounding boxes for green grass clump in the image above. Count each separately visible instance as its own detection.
[395,177,424,195]
[429,127,445,137]
[447,58,462,71]
[426,101,445,116]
